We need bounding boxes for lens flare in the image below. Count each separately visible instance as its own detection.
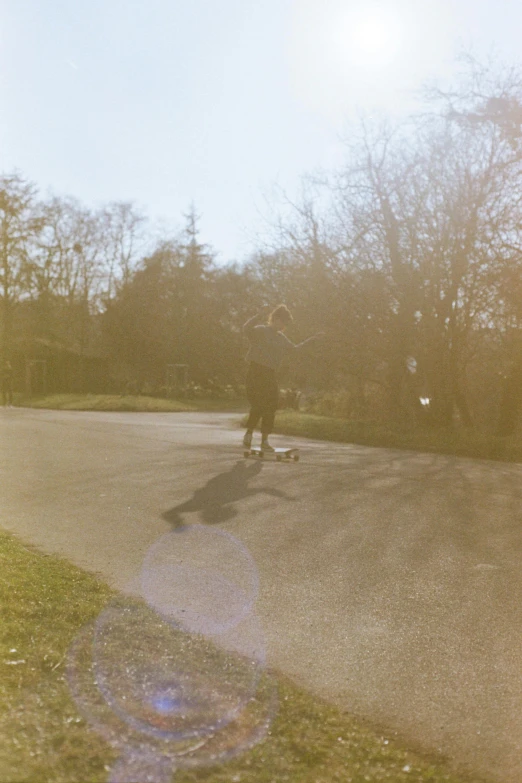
[66,525,277,782]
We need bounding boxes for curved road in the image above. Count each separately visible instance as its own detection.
[1,408,522,781]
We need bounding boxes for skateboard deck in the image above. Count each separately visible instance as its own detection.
[244,447,300,462]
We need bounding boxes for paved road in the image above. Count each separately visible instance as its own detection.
[1,408,522,782]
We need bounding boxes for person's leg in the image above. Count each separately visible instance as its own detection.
[244,364,264,445]
[245,407,262,432]
[260,375,279,449]
[260,411,276,443]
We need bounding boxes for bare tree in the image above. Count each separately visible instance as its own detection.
[0,172,42,356]
[99,201,147,301]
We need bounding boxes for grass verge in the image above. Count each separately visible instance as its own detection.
[0,528,486,782]
[12,393,247,413]
[269,410,522,464]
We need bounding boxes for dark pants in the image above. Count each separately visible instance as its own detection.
[245,362,278,437]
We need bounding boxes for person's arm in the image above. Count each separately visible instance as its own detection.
[281,332,325,351]
[243,309,269,340]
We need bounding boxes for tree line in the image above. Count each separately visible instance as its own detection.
[2,59,522,433]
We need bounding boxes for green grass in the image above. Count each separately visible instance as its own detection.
[0,529,486,782]
[12,393,248,413]
[269,410,522,464]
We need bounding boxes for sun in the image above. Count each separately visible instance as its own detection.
[355,16,395,55]
[288,1,412,117]
[333,6,404,68]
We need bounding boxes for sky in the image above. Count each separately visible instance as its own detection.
[1,0,522,264]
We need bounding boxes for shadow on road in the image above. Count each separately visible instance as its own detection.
[162,459,295,527]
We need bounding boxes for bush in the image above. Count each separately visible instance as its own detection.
[279,388,301,410]
[302,382,389,422]
[303,389,353,418]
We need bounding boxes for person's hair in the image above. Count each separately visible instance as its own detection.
[268,304,293,326]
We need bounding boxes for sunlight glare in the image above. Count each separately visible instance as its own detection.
[333,6,404,68]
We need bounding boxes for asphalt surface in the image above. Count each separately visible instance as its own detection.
[1,408,522,782]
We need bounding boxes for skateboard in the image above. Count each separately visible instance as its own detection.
[244,447,300,462]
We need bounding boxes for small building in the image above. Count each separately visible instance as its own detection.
[8,338,110,395]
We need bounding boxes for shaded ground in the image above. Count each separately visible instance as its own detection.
[162,459,295,526]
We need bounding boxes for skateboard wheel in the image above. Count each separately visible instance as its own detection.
[293,454,300,462]
[244,451,250,458]
[276,454,282,462]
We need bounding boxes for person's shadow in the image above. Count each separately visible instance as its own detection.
[162,460,295,527]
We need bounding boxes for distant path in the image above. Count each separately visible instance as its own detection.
[1,408,522,782]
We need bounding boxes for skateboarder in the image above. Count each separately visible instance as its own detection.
[242,305,322,451]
